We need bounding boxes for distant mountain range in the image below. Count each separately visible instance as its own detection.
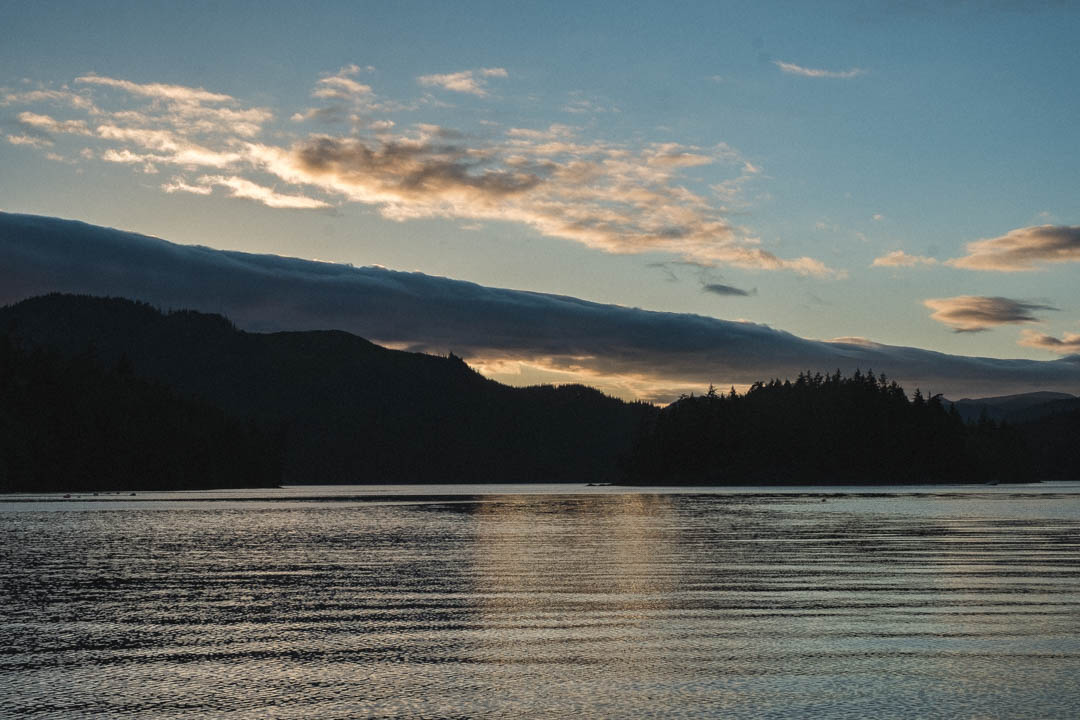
[946,391,1080,423]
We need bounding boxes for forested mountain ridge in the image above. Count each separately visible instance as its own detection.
[1,293,654,487]
[3,294,1074,491]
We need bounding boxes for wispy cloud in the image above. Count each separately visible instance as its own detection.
[417,67,508,96]
[160,178,212,195]
[164,175,329,209]
[17,111,92,136]
[924,295,1056,333]
[74,74,234,104]
[4,212,1079,401]
[1019,329,1080,356]
[561,92,620,114]
[774,60,865,78]
[1,87,98,112]
[312,64,374,100]
[872,250,939,267]
[74,74,272,137]
[947,225,1080,271]
[6,134,53,148]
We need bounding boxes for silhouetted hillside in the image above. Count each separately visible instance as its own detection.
[1,294,655,486]
[623,372,1034,485]
[0,332,281,492]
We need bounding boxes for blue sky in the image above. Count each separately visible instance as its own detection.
[2,0,1079,399]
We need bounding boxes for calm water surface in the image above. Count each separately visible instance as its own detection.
[2,483,1079,718]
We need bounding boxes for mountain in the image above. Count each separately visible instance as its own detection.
[948,391,1080,423]
[1,294,655,487]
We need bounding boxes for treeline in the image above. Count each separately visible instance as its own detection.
[623,370,1031,485]
[0,333,282,492]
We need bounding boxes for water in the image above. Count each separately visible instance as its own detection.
[2,483,1079,718]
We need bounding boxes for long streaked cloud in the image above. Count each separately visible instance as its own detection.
[4,212,1079,401]
[947,225,1080,272]
[4,72,833,273]
[1019,330,1080,356]
[702,283,755,297]
[924,295,1056,333]
[1,87,99,112]
[872,250,939,267]
[773,60,865,78]
[6,134,53,148]
[74,74,234,104]
[16,111,92,136]
[417,67,508,96]
[165,175,330,209]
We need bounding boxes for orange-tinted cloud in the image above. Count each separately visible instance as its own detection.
[947,225,1080,271]
[924,295,1056,333]
[1019,329,1080,355]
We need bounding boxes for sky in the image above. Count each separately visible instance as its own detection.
[2,0,1079,400]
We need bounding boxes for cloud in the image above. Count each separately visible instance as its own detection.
[1018,330,1080,356]
[162,175,330,209]
[947,225,1080,271]
[72,74,271,137]
[702,283,755,297]
[4,212,1080,401]
[924,295,1056,333]
[74,74,234,104]
[16,111,92,136]
[161,178,212,195]
[1,87,98,112]
[312,65,374,100]
[6,134,53,148]
[417,68,508,96]
[5,72,833,273]
[561,92,619,114]
[259,131,833,273]
[773,61,865,78]
[872,250,939,267]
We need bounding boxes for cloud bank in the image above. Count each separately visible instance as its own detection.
[924,295,1056,333]
[3,212,1079,401]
